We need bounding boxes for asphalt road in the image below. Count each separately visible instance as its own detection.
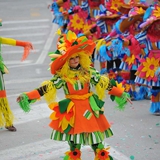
[0,0,159,160]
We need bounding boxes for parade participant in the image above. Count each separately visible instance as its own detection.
[0,19,33,131]
[95,0,146,77]
[94,0,123,75]
[122,3,160,114]
[96,0,149,100]
[115,6,149,101]
[17,30,130,159]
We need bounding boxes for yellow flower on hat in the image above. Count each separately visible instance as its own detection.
[82,23,92,33]
[141,57,159,78]
[110,0,124,11]
[136,7,145,14]
[153,6,160,18]
[70,14,84,31]
[125,54,135,65]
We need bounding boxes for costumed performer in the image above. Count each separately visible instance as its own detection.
[0,19,33,131]
[122,3,160,115]
[114,4,150,101]
[16,30,130,160]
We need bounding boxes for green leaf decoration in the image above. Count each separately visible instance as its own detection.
[109,155,114,160]
[98,143,104,149]
[58,99,71,113]
[48,50,60,56]
[110,95,115,101]
[63,155,69,160]
[79,44,88,49]
[110,79,117,86]
[81,37,88,43]
[64,125,72,134]
[72,41,78,46]
[76,144,81,150]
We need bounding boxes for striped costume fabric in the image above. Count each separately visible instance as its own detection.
[134,31,160,86]
[50,128,113,145]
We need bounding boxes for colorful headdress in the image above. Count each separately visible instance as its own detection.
[118,0,148,14]
[139,5,160,28]
[113,6,145,35]
[96,1,122,22]
[106,0,124,13]
[49,30,96,74]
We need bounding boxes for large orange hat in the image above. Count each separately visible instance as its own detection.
[49,30,96,74]
[118,0,148,14]
[116,6,145,33]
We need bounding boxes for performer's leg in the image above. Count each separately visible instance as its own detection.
[115,58,123,83]
[63,141,81,160]
[91,142,113,160]
[130,70,139,101]
[150,86,160,115]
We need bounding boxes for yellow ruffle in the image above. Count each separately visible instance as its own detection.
[95,75,109,100]
[0,97,14,127]
[40,80,57,105]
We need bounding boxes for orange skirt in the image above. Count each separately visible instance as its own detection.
[49,98,110,135]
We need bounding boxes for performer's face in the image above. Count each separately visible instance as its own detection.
[134,20,141,32]
[69,55,80,68]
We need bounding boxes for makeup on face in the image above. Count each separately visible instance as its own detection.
[69,56,80,68]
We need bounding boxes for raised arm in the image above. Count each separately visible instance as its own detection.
[90,67,131,110]
[0,37,33,61]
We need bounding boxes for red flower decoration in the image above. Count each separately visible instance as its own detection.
[65,149,81,160]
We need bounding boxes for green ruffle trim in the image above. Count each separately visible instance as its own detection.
[18,93,36,112]
[50,128,113,145]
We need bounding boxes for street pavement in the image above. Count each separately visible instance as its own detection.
[0,0,160,160]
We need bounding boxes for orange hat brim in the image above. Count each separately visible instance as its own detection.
[103,14,121,19]
[119,15,143,33]
[50,40,96,74]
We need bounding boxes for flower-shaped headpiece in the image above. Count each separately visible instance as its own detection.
[49,29,96,74]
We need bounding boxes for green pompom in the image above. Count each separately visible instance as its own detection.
[115,92,130,111]
[18,93,31,113]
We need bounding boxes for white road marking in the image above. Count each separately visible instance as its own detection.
[5,77,51,85]
[1,18,58,66]
[2,33,46,38]
[0,25,50,31]
[2,49,40,54]
[2,19,50,24]
[35,24,59,64]
[4,60,32,64]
